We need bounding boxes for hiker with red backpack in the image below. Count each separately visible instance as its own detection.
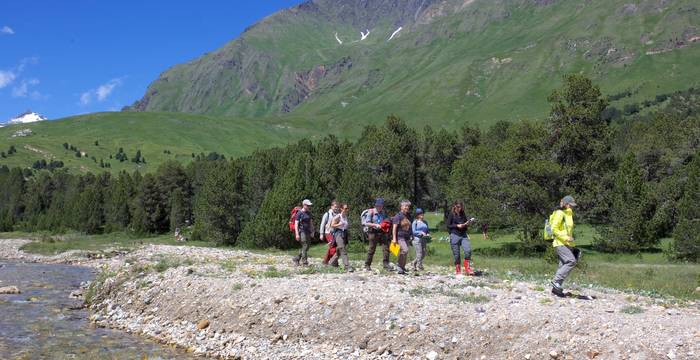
[362,198,391,271]
[319,200,340,266]
[292,199,314,266]
[447,201,476,276]
[391,200,413,275]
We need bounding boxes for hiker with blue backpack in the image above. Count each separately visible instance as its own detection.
[545,195,580,297]
[362,198,391,271]
[411,208,431,272]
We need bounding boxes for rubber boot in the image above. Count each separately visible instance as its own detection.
[455,264,461,275]
[464,259,475,275]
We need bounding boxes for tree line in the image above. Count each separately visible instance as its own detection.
[0,75,698,261]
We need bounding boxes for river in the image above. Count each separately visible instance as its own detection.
[0,260,196,359]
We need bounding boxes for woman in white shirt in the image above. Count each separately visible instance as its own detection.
[328,204,354,272]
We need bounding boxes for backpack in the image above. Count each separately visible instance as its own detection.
[543,209,566,241]
[324,210,335,234]
[361,208,376,233]
[289,206,301,232]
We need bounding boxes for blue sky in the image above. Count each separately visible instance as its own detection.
[0,0,302,122]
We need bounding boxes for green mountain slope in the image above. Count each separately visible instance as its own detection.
[128,0,700,129]
[0,112,315,173]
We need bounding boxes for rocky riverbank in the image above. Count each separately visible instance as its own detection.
[1,239,699,359]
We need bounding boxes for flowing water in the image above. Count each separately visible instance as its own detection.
[0,260,196,359]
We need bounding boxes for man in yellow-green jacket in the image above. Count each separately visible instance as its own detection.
[551,195,580,297]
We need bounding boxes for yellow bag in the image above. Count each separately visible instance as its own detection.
[389,242,400,257]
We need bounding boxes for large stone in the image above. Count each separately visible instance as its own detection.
[0,286,20,294]
[197,319,210,330]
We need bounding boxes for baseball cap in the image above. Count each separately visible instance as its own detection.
[561,195,577,207]
[415,208,424,215]
[302,199,313,206]
[375,198,385,206]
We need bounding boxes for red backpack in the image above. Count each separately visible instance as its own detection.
[289,206,302,232]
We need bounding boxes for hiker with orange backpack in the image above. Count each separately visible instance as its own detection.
[319,200,340,266]
[446,201,476,276]
[292,199,314,266]
[362,198,391,271]
[391,200,413,275]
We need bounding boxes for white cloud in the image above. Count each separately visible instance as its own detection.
[96,78,121,101]
[0,57,39,89]
[80,91,92,105]
[12,78,41,98]
[79,78,123,106]
[0,70,16,88]
[1,26,14,35]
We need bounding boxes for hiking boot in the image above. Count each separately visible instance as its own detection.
[463,260,475,276]
[364,265,372,272]
[418,265,425,271]
[346,267,355,273]
[292,258,300,266]
[551,286,567,298]
[455,264,462,275]
[383,264,393,271]
[397,268,408,275]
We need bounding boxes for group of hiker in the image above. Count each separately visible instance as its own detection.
[290,195,581,297]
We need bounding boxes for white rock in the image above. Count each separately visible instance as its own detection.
[426,350,438,360]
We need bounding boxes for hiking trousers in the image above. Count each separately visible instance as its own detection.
[412,237,427,270]
[365,232,390,268]
[553,245,580,287]
[450,234,471,265]
[329,231,350,269]
[293,232,311,265]
[397,238,409,271]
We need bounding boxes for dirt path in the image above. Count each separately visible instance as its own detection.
[1,239,699,359]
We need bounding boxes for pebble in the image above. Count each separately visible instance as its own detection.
[197,319,210,330]
[0,286,21,294]
[2,239,700,360]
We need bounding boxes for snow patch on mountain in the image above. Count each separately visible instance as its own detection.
[4,111,48,126]
[388,27,403,41]
[334,32,343,45]
[360,29,370,41]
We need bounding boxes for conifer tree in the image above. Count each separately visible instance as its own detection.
[673,152,700,261]
[596,154,656,252]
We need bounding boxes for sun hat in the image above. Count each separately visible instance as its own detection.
[302,199,313,206]
[561,195,577,207]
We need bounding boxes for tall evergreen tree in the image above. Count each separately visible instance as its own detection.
[595,154,657,252]
[547,74,615,222]
[673,152,700,261]
[193,162,243,245]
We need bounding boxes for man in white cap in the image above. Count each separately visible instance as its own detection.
[550,195,579,297]
[293,199,314,266]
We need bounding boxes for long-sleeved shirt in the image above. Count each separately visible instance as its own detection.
[319,209,336,235]
[412,219,429,239]
[551,207,574,248]
[446,212,470,237]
